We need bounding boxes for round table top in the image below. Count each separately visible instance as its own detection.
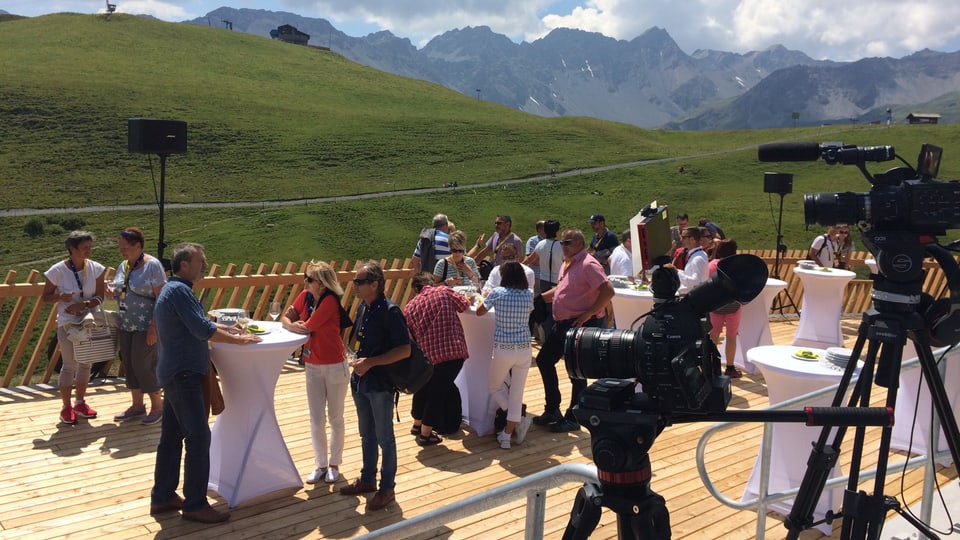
[747,345,857,378]
[765,278,787,289]
[794,266,857,280]
[612,286,654,299]
[212,320,308,350]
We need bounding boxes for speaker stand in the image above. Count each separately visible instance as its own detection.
[770,191,798,316]
[157,153,171,272]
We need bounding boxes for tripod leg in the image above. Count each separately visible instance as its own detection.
[562,483,603,540]
[915,339,960,468]
[616,491,671,540]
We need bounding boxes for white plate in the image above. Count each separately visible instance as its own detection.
[792,350,820,361]
[245,325,272,335]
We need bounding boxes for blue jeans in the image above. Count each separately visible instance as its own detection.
[152,371,211,511]
[352,387,397,491]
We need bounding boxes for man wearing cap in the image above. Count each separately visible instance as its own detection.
[587,214,619,274]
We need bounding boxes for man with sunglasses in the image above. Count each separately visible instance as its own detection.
[472,214,524,267]
[339,261,411,512]
[532,228,615,432]
[667,226,709,294]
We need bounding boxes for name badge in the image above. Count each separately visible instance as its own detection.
[118,301,127,312]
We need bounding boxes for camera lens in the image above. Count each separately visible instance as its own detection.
[803,192,864,226]
[564,327,642,380]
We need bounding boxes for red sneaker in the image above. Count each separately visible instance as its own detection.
[60,405,77,425]
[74,401,98,419]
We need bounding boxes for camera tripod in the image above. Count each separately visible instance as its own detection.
[784,271,960,539]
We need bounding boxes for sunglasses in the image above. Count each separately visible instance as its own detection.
[681,235,692,239]
[839,230,850,234]
[559,239,576,245]
[353,277,374,285]
[451,248,465,253]
[304,274,316,283]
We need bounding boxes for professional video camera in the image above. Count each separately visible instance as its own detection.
[759,141,960,234]
[564,254,768,419]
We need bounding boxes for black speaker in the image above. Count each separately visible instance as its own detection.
[127,118,187,154]
[763,172,793,195]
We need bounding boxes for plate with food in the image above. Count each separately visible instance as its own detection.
[245,323,271,335]
[792,349,820,361]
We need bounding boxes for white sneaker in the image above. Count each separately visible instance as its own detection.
[324,467,339,483]
[306,468,325,484]
[497,431,511,449]
[515,416,533,445]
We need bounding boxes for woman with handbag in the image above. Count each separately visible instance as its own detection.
[433,231,481,289]
[281,260,350,485]
[41,230,106,425]
[477,262,534,449]
[708,239,743,379]
[109,227,168,425]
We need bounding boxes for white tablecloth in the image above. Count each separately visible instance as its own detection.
[891,343,960,463]
[744,345,860,534]
[728,278,787,374]
[455,304,499,436]
[610,286,654,331]
[208,321,308,507]
[792,266,856,349]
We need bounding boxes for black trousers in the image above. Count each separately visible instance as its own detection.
[535,315,604,414]
[411,358,464,428]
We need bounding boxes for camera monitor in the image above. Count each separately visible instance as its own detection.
[629,201,672,272]
[917,143,942,178]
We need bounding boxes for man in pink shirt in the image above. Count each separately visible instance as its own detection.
[532,228,614,432]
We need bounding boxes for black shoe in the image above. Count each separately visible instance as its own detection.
[724,365,743,379]
[532,409,563,426]
[550,418,581,433]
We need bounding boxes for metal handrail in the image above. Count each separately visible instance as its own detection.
[357,462,598,540]
[696,354,950,539]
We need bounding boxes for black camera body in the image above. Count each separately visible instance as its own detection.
[564,254,768,421]
[566,301,730,416]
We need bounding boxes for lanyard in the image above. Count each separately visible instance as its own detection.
[67,259,85,300]
[120,251,144,301]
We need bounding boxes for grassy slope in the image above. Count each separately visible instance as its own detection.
[1,14,959,274]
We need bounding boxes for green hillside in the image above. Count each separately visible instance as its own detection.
[2,14,959,274]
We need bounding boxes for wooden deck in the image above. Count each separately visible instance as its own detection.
[1,317,955,540]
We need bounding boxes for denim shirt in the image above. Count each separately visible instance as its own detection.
[154,277,216,386]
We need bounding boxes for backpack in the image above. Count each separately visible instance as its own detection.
[417,227,437,273]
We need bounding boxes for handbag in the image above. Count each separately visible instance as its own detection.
[72,310,119,366]
[384,336,434,394]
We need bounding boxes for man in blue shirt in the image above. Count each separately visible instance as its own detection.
[587,214,619,274]
[339,261,410,512]
[149,243,261,524]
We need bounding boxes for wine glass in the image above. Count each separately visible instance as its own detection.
[269,302,282,322]
[237,312,250,334]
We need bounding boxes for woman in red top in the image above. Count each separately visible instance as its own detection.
[281,261,349,485]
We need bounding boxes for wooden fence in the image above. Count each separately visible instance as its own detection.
[0,251,953,389]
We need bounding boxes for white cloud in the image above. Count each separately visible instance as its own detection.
[12,0,960,60]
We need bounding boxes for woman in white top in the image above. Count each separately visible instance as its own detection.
[41,230,106,425]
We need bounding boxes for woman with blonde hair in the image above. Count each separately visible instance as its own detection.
[434,230,481,289]
[281,261,349,484]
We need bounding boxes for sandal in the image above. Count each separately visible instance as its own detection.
[410,424,422,435]
[416,432,443,446]
[724,365,743,379]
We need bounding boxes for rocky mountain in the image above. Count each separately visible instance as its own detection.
[184,7,958,129]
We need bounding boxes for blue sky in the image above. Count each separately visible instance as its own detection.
[6,0,960,61]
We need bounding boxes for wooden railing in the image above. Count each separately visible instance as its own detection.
[0,251,953,388]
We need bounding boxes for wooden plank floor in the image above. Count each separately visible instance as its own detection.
[0,317,955,539]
